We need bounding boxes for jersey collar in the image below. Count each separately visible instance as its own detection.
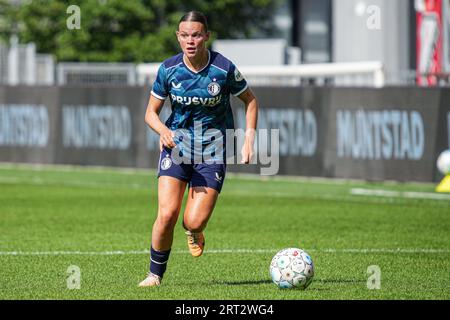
[183,50,211,74]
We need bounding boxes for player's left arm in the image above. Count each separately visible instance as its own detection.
[237,88,259,164]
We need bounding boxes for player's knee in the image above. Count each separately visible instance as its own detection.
[183,216,207,233]
[157,208,179,229]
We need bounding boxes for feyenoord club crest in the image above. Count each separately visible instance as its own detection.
[161,156,172,170]
[207,82,221,96]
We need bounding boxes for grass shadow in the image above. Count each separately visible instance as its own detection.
[207,278,365,287]
[316,279,366,284]
[209,279,273,286]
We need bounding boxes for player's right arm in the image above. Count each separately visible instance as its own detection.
[145,63,176,151]
[144,94,176,151]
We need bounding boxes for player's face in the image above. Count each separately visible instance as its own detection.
[177,21,210,59]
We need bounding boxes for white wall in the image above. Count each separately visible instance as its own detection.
[333,0,411,84]
[212,39,287,66]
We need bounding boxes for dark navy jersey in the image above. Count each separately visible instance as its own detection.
[151,50,248,162]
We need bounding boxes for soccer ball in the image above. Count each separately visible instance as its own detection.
[269,248,314,290]
[437,149,450,175]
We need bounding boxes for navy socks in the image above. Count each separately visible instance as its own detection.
[150,246,171,278]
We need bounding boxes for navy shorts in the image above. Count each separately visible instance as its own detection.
[157,147,226,193]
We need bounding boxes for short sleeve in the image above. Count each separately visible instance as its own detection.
[228,63,248,97]
[151,64,168,100]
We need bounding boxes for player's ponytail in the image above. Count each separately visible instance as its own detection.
[179,11,209,32]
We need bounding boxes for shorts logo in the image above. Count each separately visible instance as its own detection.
[215,172,223,182]
[207,82,221,96]
[161,156,172,170]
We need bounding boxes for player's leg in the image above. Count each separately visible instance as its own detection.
[139,176,187,287]
[182,163,225,257]
[139,147,191,287]
[183,187,219,232]
[152,176,187,251]
[183,186,219,257]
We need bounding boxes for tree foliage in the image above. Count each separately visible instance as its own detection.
[0,0,281,62]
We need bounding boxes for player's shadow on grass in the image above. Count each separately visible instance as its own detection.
[316,279,366,284]
[307,279,367,291]
[210,280,272,286]
[208,279,365,287]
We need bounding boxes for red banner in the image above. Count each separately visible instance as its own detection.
[416,0,443,86]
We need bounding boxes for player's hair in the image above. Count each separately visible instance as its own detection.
[179,11,209,32]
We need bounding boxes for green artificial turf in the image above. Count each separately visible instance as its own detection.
[0,164,449,300]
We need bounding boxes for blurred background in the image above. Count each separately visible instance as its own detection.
[0,0,449,183]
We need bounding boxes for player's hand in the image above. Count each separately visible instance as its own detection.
[160,129,176,151]
[241,142,255,164]
[241,129,255,164]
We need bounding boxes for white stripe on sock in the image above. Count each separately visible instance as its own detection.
[150,258,168,265]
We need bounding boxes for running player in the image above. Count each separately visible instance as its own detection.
[139,11,258,287]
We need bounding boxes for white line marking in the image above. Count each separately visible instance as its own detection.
[2,177,446,203]
[0,176,149,190]
[350,188,450,200]
[0,250,149,256]
[1,162,437,188]
[0,248,448,256]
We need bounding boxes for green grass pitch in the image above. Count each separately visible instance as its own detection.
[0,164,449,300]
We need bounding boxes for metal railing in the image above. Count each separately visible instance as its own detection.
[57,63,136,85]
[134,61,386,87]
[1,45,387,87]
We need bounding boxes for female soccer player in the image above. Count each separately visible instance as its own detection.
[139,11,258,287]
